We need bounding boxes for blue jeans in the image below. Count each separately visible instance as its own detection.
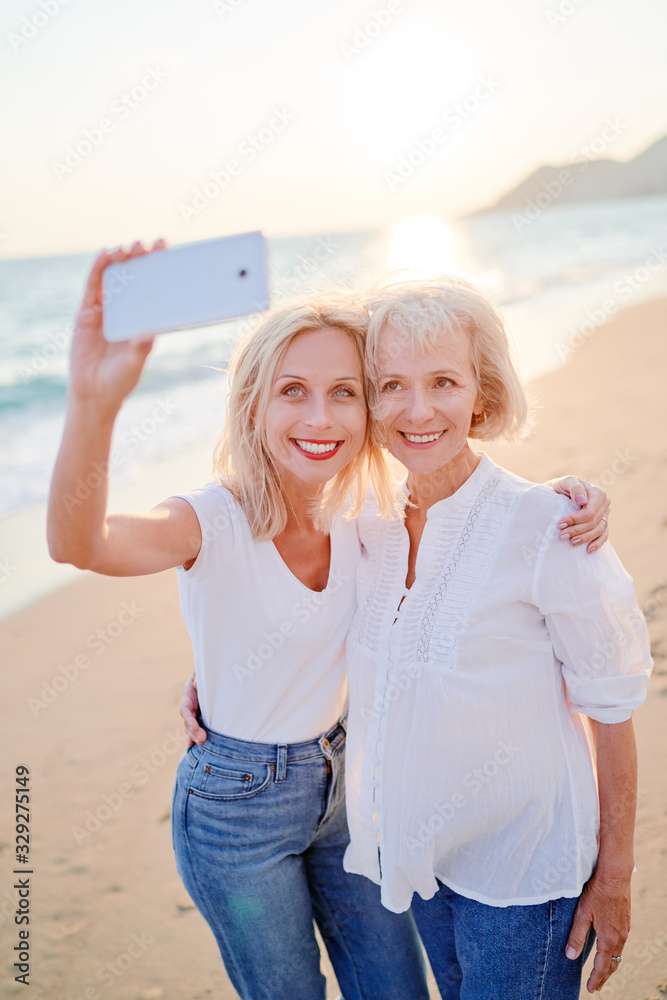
[411,880,595,1000]
[171,719,429,1000]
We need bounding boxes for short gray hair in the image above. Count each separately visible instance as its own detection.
[364,278,529,441]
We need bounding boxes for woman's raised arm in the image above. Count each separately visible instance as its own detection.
[47,242,201,576]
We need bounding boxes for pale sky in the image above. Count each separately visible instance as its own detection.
[2,0,666,258]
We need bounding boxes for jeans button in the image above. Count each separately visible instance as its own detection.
[322,738,330,750]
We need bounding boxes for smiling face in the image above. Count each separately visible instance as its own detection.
[376,322,483,475]
[263,326,368,490]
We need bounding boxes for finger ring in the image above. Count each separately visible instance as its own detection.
[601,517,608,525]
[611,956,622,964]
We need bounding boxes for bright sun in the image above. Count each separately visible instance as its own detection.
[386,215,463,276]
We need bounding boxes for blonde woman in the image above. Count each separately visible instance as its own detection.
[48,242,429,1000]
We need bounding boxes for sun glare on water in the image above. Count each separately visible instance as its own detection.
[386,216,463,277]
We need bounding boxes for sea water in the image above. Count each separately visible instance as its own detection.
[1,196,666,615]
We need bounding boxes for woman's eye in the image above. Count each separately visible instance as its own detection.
[283,385,304,396]
[435,378,453,388]
[333,386,355,397]
[382,381,401,392]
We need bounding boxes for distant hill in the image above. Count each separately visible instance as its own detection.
[479,133,667,214]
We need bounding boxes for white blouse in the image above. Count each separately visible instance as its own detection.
[174,484,362,743]
[343,454,652,913]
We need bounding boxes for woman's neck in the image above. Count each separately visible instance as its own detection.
[279,472,326,535]
[406,445,481,516]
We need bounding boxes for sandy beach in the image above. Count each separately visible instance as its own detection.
[1,296,665,1000]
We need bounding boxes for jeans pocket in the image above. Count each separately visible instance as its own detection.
[189,753,274,801]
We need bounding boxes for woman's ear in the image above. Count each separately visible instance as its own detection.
[471,394,486,426]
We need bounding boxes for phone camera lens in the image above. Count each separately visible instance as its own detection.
[238,269,247,278]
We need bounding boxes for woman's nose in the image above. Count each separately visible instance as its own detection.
[305,394,334,428]
[404,388,435,424]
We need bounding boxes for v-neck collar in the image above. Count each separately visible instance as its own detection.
[269,522,336,595]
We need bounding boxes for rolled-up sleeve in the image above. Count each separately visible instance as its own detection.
[532,508,652,723]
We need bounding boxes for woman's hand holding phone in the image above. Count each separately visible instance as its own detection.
[70,239,167,415]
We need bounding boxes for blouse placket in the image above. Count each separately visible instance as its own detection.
[360,458,514,872]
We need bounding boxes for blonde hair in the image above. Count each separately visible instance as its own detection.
[364,277,529,441]
[213,296,399,539]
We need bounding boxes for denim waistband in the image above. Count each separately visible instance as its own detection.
[198,717,347,765]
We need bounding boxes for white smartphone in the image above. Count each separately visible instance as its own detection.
[102,231,270,342]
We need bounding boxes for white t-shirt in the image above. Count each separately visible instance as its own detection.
[174,483,362,743]
[343,453,652,913]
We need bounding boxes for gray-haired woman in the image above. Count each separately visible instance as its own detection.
[340,279,651,998]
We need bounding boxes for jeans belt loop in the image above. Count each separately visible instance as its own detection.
[319,734,333,760]
[319,718,346,760]
[275,744,287,782]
